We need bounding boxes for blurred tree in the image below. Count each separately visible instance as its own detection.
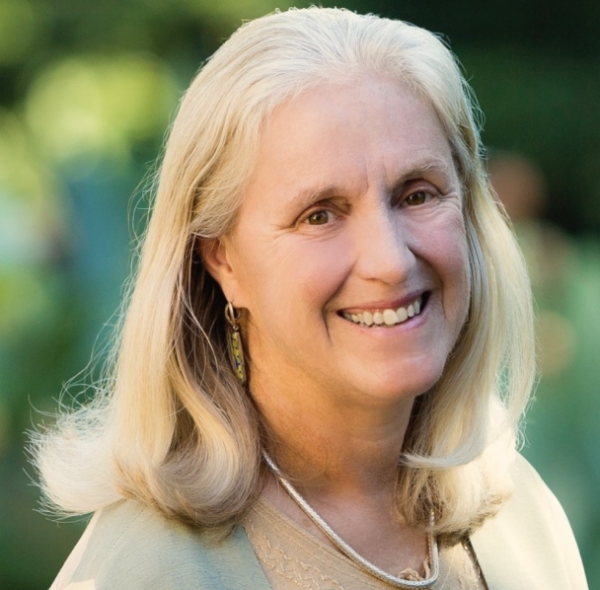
[489,153,600,585]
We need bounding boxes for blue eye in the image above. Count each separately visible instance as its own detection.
[305,210,332,225]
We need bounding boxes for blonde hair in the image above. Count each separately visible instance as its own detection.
[33,7,535,538]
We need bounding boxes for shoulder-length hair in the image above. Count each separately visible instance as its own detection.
[34,7,535,538]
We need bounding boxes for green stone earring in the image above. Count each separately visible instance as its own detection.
[225,302,247,385]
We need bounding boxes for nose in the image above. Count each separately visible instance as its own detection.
[351,203,415,285]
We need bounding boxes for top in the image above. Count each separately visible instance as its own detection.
[49,454,588,590]
[244,495,486,589]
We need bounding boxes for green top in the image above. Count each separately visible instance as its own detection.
[58,455,588,590]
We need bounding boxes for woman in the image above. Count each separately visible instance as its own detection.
[37,7,587,590]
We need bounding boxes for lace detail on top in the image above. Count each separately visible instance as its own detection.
[243,497,487,590]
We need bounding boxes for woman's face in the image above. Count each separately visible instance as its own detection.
[208,75,471,411]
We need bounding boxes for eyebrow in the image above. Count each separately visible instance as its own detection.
[289,158,456,207]
[400,158,456,181]
[289,185,339,209]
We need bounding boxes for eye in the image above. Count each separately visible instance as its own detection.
[404,190,432,207]
[304,210,334,225]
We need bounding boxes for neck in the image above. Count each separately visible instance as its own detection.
[251,369,415,500]
[250,369,433,580]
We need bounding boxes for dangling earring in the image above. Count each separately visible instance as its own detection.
[225,301,247,385]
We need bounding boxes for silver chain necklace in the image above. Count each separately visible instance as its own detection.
[262,451,439,589]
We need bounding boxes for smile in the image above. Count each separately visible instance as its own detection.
[342,294,426,327]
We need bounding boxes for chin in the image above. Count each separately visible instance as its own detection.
[349,371,442,407]
[349,356,446,401]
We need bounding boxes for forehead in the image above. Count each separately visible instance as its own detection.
[242,75,458,207]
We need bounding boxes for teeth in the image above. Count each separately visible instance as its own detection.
[383,309,397,326]
[343,296,424,328]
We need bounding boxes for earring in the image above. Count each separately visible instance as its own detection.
[225,302,247,385]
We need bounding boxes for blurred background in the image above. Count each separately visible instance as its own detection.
[0,0,598,587]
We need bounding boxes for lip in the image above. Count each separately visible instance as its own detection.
[339,299,430,335]
[338,290,428,315]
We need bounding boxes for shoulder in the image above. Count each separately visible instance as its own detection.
[63,500,269,590]
[471,454,588,590]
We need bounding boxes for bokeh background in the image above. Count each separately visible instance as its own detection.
[1,0,599,588]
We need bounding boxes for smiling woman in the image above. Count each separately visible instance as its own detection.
[33,7,587,590]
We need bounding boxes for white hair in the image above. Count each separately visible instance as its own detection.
[33,7,535,539]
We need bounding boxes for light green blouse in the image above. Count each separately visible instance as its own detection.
[51,455,588,590]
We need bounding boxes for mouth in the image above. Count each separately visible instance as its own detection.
[340,293,430,328]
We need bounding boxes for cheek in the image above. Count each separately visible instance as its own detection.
[234,236,352,316]
[421,215,471,311]
[445,234,470,282]
[295,241,353,307]
[442,231,471,320]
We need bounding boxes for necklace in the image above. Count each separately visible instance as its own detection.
[262,452,439,589]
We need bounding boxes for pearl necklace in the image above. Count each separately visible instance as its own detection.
[263,452,439,589]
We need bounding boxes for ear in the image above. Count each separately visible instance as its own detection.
[199,237,242,304]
